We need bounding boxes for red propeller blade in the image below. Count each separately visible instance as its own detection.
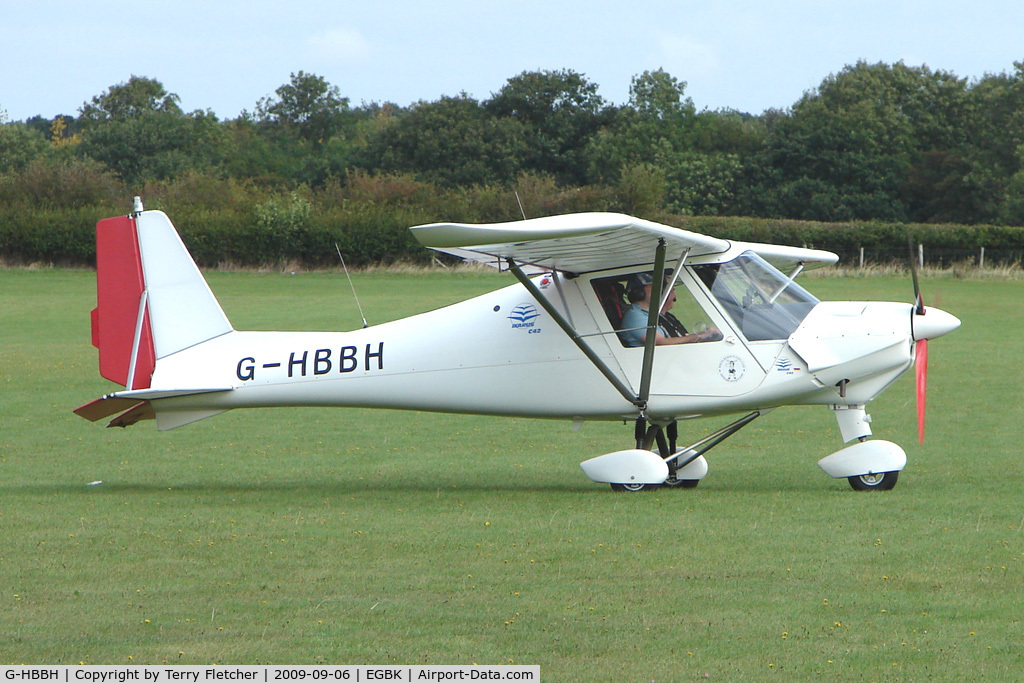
[909,237,928,443]
[915,338,929,444]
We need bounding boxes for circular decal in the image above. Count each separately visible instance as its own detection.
[719,355,745,383]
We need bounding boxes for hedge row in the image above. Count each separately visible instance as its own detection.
[2,202,1023,268]
[679,216,1024,265]
[0,203,433,268]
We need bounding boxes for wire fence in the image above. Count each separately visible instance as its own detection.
[831,246,1024,269]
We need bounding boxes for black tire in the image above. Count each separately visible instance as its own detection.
[610,482,651,492]
[663,477,700,489]
[848,471,899,491]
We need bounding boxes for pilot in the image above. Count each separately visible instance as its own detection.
[619,272,722,347]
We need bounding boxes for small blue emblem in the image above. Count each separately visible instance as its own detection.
[775,357,800,374]
[508,303,540,329]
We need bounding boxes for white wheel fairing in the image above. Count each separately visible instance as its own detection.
[817,439,907,479]
[580,449,669,485]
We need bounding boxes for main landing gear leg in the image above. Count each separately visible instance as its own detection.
[610,419,699,491]
[646,420,691,486]
[601,412,765,493]
[660,421,699,489]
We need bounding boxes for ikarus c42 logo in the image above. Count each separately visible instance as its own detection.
[508,303,541,333]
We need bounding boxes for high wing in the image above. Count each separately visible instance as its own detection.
[411,212,728,274]
[731,241,838,272]
[411,212,837,274]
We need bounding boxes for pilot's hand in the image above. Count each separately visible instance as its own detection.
[699,327,724,342]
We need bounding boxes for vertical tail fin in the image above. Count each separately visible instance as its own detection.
[91,207,232,389]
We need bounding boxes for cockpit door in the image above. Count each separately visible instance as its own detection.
[584,268,768,400]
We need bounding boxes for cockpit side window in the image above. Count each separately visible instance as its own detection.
[592,277,628,331]
[592,272,720,347]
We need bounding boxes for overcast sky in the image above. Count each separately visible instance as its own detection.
[2,0,1022,122]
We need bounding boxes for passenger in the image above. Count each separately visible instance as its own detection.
[619,272,722,347]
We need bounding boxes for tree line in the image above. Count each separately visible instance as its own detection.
[1,62,1023,266]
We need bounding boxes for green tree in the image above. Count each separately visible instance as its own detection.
[485,69,610,184]
[0,156,122,209]
[219,115,308,187]
[77,77,224,185]
[584,69,752,215]
[362,94,527,187]
[614,163,666,217]
[0,122,49,173]
[964,62,1024,224]
[1000,167,1024,225]
[583,69,693,185]
[900,149,984,224]
[79,109,223,186]
[690,109,766,156]
[754,61,971,221]
[660,152,744,216]
[79,75,183,124]
[255,71,352,147]
[629,68,696,120]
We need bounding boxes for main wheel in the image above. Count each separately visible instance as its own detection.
[848,471,899,491]
[610,482,650,492]
[663,477,700,489]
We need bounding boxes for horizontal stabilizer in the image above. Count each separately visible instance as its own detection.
[156,409,227,431]
[74,387,233,429]
[75,396,146,422]
[105,387,233,402]
[108,401,155,428]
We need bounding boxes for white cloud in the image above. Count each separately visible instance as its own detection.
[653,33,722,80]
[305,27,371,63]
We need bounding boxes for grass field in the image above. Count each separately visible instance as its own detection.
[1,267,1021,680]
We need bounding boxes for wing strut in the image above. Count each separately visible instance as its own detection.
[506,259,640,408]
[657,248,690,313]
[507,238,670,416]
[637,239,668,411]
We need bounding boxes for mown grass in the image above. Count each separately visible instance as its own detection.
[1,267,1021,680]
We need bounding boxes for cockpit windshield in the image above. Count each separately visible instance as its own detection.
[693,252,819,341]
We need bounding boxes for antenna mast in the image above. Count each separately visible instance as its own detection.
[335,243,368,329]
[515,191,528,220]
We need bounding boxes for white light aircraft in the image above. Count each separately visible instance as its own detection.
[76,200,960,491]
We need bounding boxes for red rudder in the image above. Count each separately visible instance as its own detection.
[93,215,155,389]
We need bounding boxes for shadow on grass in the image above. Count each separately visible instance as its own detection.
[3,473,862,497]
[5,479,598,496]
